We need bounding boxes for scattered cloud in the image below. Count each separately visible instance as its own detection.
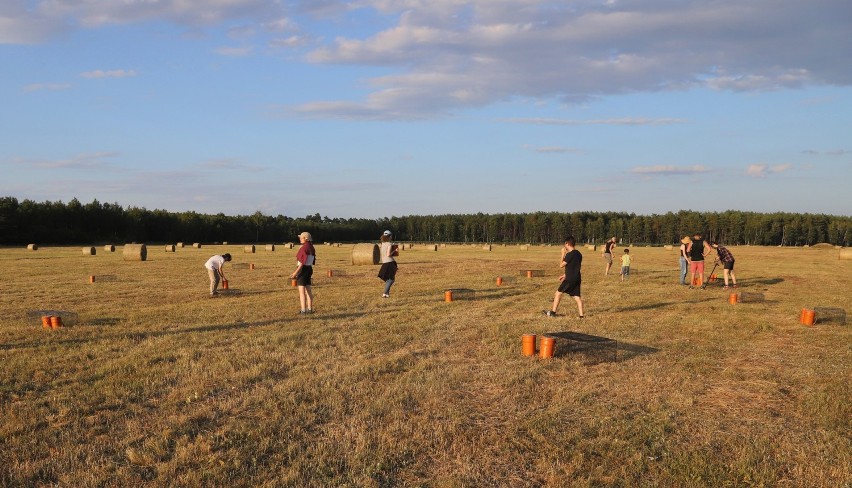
[801,149,849,156]
[527,146,581,154]
[632,165,710,176]
[196,158,267,172]
[214,46,253,57]
[505,117,686,126]
[23,82,71,92]
[80,69,137,79]
[269,36,307,48]
[6,151,120,170]
[746,163,793,178]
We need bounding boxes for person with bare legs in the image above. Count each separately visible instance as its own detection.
[602,236,617,276]
[545,236,584,318]
[290,231,316,314]
[711,241,738,289]
[686,232,711,289]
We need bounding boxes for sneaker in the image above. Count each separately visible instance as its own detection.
[732,284,738,288]
[579,315,584,319]
[306,309,314,314]
[688,285,695,289]
[544,310,557,317]
[723,285,729,289]
[381,294,389,298]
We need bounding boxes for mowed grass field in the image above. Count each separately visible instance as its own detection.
[1,243,850,487]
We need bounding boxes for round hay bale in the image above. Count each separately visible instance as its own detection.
[176,242,185,248]
[82,246,96,256]
[123,244,147,261]
[426,244,438,251]
[265,244,275,252]
[351,243,380,265]
[223,241,229,245]
[27,244,38,251]
[245,245,256,253]
[164,244,176,252]
[192,243,201,249]
[285,242,294,249]
[520,245,529,251]
[839,248,852,260]
[104,244,115,252]
[664,245,673,250]
[483,244,492,251]
[810,243,834,250]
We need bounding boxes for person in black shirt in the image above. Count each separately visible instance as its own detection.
[686,232,711,288]
[545,236,584,318]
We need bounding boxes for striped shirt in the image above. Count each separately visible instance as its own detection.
[715,245,734,263]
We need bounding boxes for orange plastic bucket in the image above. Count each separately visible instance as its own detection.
[539,336,555,359]
[41,316,51,329]
[327,270,333,278]
[444,290,453,302]
[291,279,298,287]
[800,308,815,326]
[526,270,533,278]
[222,279,229,290]
[728,293,738,305]
[250,263,255,270]
[496,276,503,286]
[522,334,536,356]
[50,316,63,329]
[89,275,95,283]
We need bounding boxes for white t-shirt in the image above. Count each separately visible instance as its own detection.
[380,241,396,264]
[205,255,225,271]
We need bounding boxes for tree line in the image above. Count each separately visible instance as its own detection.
[1,196,849,247]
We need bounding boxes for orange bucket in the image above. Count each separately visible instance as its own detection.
[50,316,63,329]
[291,279,298,287]
[496,276,503,286]
[522,334,536,356]
[41,316,51,329]
[89,275,95,283]
[800,308,816,326]
[539,336,555,359]
[526,270,533,279]
[728,293,738,305]
[327,270,333,278]
[250,263,255,270]
[444,290,453,302]
[222,279,229,290]
[692,277,701,286]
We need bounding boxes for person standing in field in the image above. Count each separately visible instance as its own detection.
[679,236,691,285]
[290,232,316,314]
[545,236,584,318]
[711,241,738,289]
[602,236,617,276]
[204,253,232,297]
[687,232,711,289]
[378,230,399,298]
[620,248,631,281]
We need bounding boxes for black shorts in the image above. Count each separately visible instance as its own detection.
[378,261,398,281]
[296,266,313,286]
[557,279,581,297]
[723,260,735,271]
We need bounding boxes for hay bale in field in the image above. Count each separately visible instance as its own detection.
[483,244,492,251]
[265,244,275,252]
[223,241,229,245]
[192,243,201,249]
[284,242,294,249]
[27,244,38,251]
[104,244,115,252]
[440,244,447,248]
[123,244,147,261]
[839,248,852,260]
[82,246,96,256]
[245,245,256,253]
[664,245,673,250]
[164,244,176,252]
[351,243,380,265]
[520,245,529,251]
[809,243,834,250]
[588,244,597,251]
[425,244,438,251]
[176,242,185,248]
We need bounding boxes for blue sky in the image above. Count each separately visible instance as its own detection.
[2,0,850,218]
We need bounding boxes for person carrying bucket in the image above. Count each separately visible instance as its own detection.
[204,253,232,297]
[378,230,399,298]
[290,232,316,314]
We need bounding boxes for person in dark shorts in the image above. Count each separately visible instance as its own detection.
[377,230,399,298]
[290,231,315,314]
[686,232,711,288]
[602,236,617,275]
[711,241,738,289]
[545,236,584,318]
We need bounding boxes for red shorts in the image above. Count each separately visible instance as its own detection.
[689,261,704,273]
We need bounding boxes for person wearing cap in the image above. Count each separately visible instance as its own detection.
[290,232,316,313]
[377,230,399,298]
[678,236,691,285]
[204,253,231,297]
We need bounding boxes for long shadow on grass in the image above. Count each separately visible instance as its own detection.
[611,297,715,313]
[747,277,784,286]
[546,331,659,365]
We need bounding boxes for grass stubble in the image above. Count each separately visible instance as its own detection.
[0,244,849,487]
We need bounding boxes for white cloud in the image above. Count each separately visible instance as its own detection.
[529,146,581,154]
[6,151,120,170]
[214,46,253,57]
[23,83,71,92]
[80,69,137,79]
[632,165,710,176]
[746,163,793,178]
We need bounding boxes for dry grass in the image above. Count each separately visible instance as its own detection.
[1,244,849,486]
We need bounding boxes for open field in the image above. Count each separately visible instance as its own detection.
[1,243,850,487]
